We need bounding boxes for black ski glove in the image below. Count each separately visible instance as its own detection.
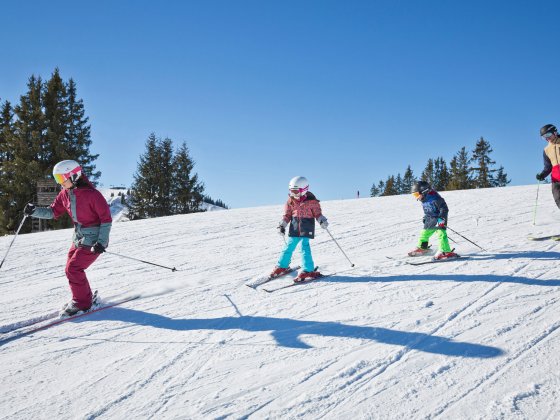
[23,203,36,216]
[277,220,288,235]
[90,242,106,254]
[536,173,546,181]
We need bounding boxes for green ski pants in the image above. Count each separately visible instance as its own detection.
[418,228,452,252]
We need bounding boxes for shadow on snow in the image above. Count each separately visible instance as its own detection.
[326,273,560,287]
[78,308,503,359]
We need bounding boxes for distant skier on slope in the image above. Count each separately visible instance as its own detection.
[23,160,112,316]
[270,176,329,282]
[536,124,560,208]
[408,181,459,260]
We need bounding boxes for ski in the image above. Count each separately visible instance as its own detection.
[386,255,465,266]
[0,290,100,334]
[0,311,60,334]
[262,273,335,293]
[245,266,300,289]
[0,294,141,345]
[527,235,560,241]
[405,256,465,266]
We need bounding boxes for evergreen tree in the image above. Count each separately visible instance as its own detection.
[377,180,385,196]
[0,71,100,234]
[171,141,204,214]
[433,157,450,191]
[43,68,68,166]
[0,100,15,233]
[214,199,228,209]
[128,133,161,219]
[493,166,511,187]
[402,165,415,195]
[202,195,228,209]
[421,159,435,186]
[382,175,398,196]
[0,100,14,163]
[4,75,46,233]
[154,137,174,216]
[370,182,380,197]
[447,147,471,190]
[66,77,99,182]
[394,173,404,195]
[470,137,496,188]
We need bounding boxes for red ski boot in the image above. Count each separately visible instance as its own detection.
[433,251,459,261]
[408,247,433,257]
[269,266,291,278]
[294,271,322,283]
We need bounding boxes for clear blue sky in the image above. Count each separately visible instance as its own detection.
[1,0,558,208]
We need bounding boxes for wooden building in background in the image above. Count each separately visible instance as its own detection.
[32,179,59,232]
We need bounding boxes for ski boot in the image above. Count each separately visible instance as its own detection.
[408,242,433,257]
[294,270,322,283]
[269,266,292,278]
[59,291,99,318]
[433,251,459,261]
[408,247,434,257]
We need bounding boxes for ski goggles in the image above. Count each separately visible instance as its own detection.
[543,131,556,140]
[53,166,82,184]
[289,186,308,198]
[412,191,422,199]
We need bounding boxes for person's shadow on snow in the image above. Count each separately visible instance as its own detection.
[468,250,560,262]
[325,273,560,287]
[87,309,503,359]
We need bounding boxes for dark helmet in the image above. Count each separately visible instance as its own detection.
[540,124,557,137]
[411,180,431,195]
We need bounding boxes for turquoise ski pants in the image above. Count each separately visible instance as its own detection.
[277,236,315,272]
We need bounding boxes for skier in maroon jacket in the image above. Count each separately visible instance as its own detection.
[24,160,112,317]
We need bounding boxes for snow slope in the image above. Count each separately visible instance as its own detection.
[1,184,560,419]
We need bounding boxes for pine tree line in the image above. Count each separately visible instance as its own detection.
[370,137,510,197]
[0,69,98,235]
[203,196,229,209]
[127,133,206,219]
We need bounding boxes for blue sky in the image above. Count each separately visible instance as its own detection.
[1,0,559,208]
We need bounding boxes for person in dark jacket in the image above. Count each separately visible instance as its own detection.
[24,160,112,316]
[536,124,560,208]
[408,181,458,260]
[269,176,328,282]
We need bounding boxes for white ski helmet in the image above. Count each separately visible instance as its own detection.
[288,176,309,199]
[53,160,82,185]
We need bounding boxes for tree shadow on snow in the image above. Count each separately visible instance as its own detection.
[84,308,503,359]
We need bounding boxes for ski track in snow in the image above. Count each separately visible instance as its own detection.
[1,185,560,418]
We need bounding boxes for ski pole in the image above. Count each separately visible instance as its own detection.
[325,228,355,267]
[105,251,177,272]
[0,215,28,270]
[446,226,486,252]
[532,181,540,226]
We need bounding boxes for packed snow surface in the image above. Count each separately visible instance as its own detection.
[1,184,560,419]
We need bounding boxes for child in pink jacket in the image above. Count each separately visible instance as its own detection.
[270,176,328,282]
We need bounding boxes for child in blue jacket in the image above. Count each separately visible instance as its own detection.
[408,181,458,260]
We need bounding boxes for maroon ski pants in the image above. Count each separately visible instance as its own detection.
[65,244,100,310]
